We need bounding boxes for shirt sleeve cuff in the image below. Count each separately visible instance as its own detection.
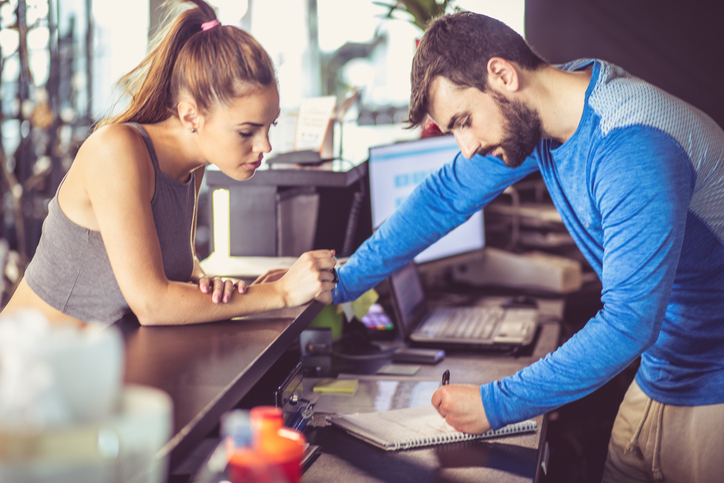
[480,381,505,431]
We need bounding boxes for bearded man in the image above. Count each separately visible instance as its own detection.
[331,11,724,483]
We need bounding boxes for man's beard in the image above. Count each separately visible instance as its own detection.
[489,91,543,168]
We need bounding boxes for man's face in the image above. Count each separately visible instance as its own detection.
[427,76,542,168]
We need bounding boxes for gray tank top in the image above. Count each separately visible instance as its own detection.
[24,123,196,326]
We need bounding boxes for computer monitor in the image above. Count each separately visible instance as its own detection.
[368,135,485,264]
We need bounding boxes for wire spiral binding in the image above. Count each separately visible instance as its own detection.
[388,420,537,451]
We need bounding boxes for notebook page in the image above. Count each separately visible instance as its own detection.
[328,405,536,451]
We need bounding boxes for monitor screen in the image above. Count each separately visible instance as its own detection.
[368,135,485,264]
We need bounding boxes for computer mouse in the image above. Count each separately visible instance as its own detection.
[502,295,538,309]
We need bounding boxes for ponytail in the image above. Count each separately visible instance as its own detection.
[96,0,276,130]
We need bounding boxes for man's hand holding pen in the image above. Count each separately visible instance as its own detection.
[432,369,491,434]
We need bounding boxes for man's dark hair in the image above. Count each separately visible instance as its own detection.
[407,11,547,128]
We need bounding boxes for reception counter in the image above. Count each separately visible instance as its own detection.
[114,293,563,482]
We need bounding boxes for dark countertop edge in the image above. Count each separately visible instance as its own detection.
[145,301,326,469]
[534,413,548,481]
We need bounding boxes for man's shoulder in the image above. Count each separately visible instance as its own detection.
[555,58,598,73]
[585,62,710,144]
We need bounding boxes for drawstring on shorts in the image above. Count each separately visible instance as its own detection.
[624,396,665,481]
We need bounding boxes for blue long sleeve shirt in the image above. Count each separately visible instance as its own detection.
[333,59,724,430]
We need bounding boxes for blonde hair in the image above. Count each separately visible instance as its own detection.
[96,0,276,129]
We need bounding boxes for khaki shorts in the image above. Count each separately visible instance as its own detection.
[602,379,724,483]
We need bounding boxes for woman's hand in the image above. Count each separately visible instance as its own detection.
[276,249,337,307]
[196,276,247,303]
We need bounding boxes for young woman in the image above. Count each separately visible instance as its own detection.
[2,0,336,327]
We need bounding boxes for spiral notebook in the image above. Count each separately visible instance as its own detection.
[327,405,537,451]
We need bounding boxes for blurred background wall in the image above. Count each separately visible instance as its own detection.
[525,0,724,128]
[0,0,720,304]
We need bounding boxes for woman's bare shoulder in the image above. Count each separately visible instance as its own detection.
[80,124,147,159]
[74,124,154,184]
[57,123,157,228]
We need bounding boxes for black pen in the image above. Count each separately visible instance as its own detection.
[441,369,450,386]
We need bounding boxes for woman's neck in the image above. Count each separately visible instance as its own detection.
[142,117,205,183]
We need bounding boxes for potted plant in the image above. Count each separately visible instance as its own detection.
[373,0,455,32]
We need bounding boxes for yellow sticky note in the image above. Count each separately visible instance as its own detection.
[313,379,359,394]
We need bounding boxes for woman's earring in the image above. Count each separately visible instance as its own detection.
[190,127,197,133]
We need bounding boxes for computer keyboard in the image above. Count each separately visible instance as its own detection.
[422,307,505,340]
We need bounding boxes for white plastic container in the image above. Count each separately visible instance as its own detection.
[0,384,173,483]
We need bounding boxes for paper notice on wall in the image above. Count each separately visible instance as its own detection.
[294,96,337,153]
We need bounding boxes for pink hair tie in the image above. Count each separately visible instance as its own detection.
[201,19,220,31]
